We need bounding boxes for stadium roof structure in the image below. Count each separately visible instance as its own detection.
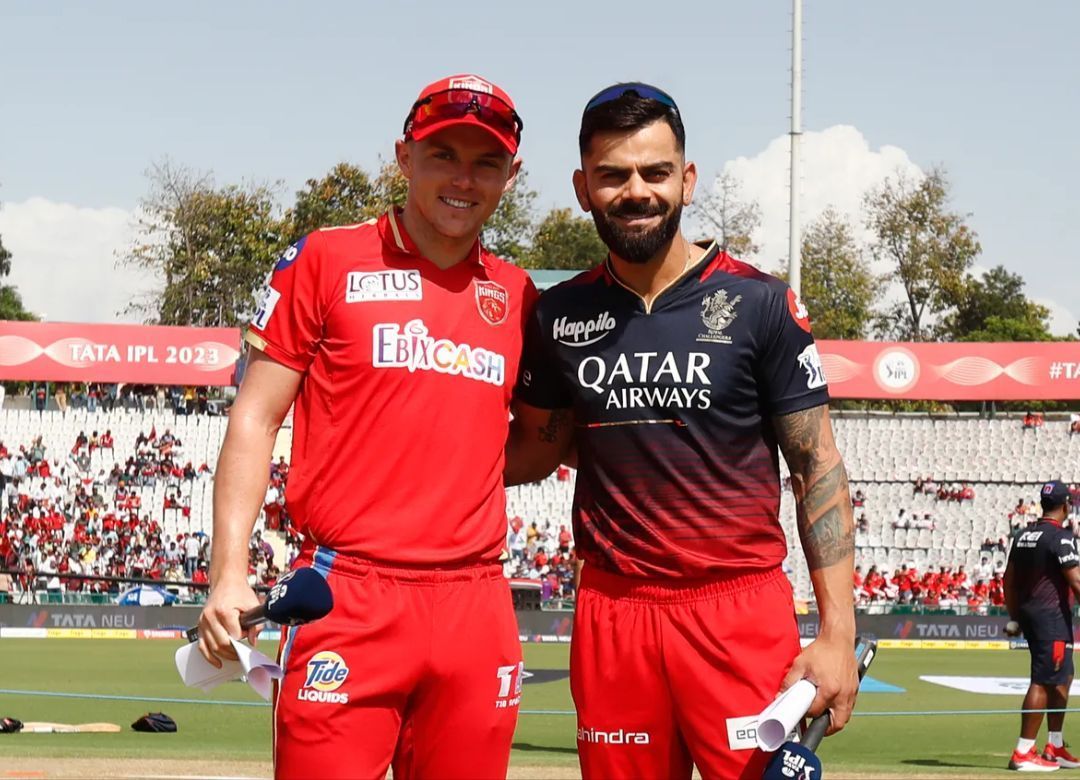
[525,269,580,290]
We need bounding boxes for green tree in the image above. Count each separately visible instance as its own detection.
[518,208,607,270]
[865,168,981,341]
[481,169,537,262]
[122,161,285,327]
[284,159,411,244]
[285,162,376,242]
[691,171,761,258]
[798,208,879,340]
[0,235,10,277]
[370,158,409,213]
[943,265,1052,342]
[960,314,1055,342]
[0,284,36,321]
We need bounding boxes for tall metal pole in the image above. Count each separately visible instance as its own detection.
[789,0,803,296]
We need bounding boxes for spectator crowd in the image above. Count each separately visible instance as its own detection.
[10,382,227,416]
[0,424,284,604]
[505,516,576,601]
[854,561,1007,612]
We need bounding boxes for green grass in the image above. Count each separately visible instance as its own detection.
[0,640,1053,775]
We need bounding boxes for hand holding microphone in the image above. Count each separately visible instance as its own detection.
[760,637,878,779]
[193,567,334,667]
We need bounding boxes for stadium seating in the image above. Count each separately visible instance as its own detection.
[0,408,229,537]
[5,407,1077,604]
[505,414,1080,602]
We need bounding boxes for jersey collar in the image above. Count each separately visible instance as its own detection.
[379,209,488,269]
[1039,517,1064,527]
[603,240,719,314]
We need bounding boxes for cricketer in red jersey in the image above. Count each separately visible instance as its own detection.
[199,74,535,780]
[505,84,858,780]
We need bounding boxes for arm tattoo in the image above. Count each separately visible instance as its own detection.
[774,405,854,571]
[537,409,571,444]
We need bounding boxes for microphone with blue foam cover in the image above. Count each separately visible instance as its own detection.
[761,636,878,779]
[185,567,333,643]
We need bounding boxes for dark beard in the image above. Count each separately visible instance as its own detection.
[590,199,682,265]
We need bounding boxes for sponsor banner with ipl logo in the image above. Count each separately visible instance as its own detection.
[0,321,240,385]
[817,340,1080,400]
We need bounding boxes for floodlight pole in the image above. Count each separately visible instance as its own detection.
[789,0,803,296]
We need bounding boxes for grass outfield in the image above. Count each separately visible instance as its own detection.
[0,639,1052,776]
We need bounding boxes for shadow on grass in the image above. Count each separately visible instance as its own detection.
[902,758,997,769]
[513,742,578,756]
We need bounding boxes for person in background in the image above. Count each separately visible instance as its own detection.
[1005,481,1080,771]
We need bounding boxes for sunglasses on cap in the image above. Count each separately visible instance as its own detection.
[583,82,679,114]
[403,89,524,145]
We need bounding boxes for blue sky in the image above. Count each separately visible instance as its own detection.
[1,1,1077,331]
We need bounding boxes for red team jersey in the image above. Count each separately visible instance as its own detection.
[247,210,537,565]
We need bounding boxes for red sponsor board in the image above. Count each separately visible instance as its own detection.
[0,322,241,386]
[819,341,1080,400]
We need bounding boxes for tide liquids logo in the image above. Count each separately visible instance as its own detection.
[298,651,350,704]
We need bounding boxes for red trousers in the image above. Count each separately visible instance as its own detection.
[571,566,801,780]
[273,547,522,779]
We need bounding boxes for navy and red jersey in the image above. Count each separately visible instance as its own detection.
[247,210,537,565]
[1009,518,1079,638]
[516,243,829,579]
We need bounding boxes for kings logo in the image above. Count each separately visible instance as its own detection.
[475,280,509,326]
[697,289,741,344]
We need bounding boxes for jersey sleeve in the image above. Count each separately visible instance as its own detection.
[514,296,574,410]
[756,284,830,415]
[1057,531,1079,570]
[245,232,327,372]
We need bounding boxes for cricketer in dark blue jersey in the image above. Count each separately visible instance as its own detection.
[515,244,829,579]
[502,83,858,778]
[1009,517,1078,641]
[1004,480,1080,770]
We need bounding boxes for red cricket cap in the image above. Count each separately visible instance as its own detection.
[404,74,522,156]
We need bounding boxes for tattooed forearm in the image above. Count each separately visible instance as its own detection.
[802,460,846,519]
[537,409,571,444]
[774,405,855,572]
[800,466,853,569]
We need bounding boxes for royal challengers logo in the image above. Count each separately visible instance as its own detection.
[475,280,509,326]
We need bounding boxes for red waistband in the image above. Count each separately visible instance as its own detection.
[581,565,786,604]
[298,543,503,584]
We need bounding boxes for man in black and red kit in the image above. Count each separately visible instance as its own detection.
[1005,480,1080,771]
[505,83,857,779]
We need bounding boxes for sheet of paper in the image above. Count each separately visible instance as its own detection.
[756,678,817,751]
[175,639,283,701]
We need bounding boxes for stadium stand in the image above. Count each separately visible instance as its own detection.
[504,413,1080,608]
[4,406,1079,611]
[0,406,285,603]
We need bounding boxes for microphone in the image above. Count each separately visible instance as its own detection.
[760,636,878,779]
[762,741,822,780]
[185,567,333,643]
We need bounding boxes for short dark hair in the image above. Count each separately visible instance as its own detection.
[578,84,685,156]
